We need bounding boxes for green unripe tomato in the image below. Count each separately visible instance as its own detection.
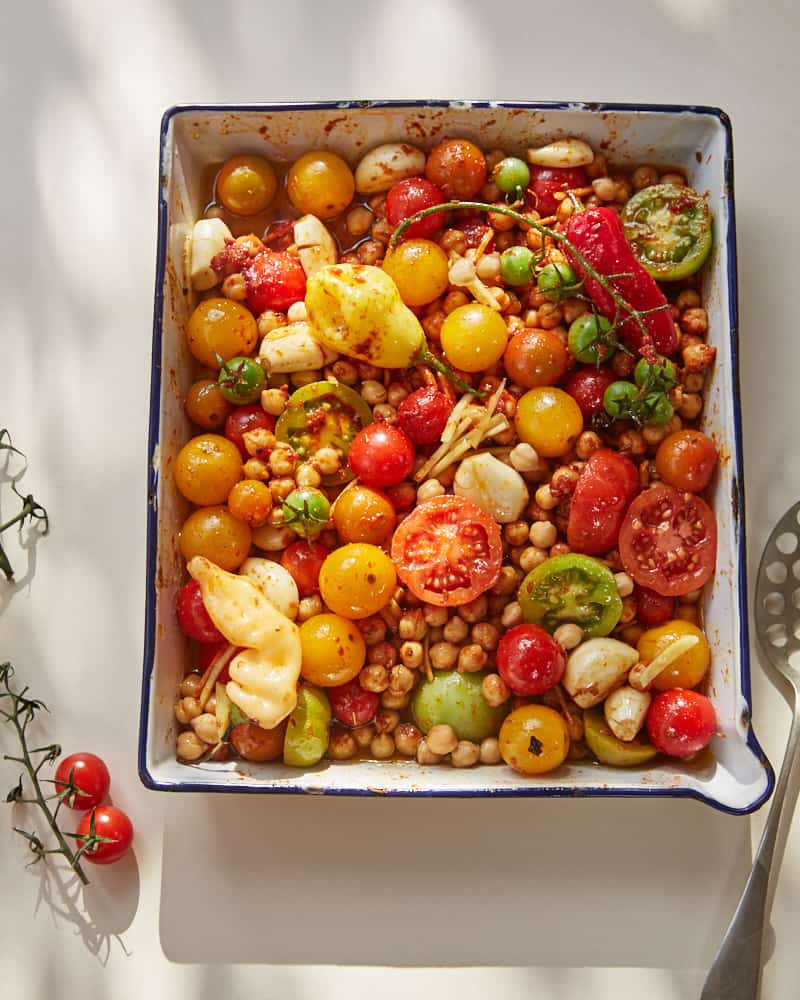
[537,262,580,302]
[493,156,531,195]
[603,380,638,419]
[568,314,615,364]
[412,670,507,742]
[646,394,674,425]
[500,245,535,286]
[218,356,266,404]
[282,487,331,539]
[634,355,676,389]
[283,685,331,767]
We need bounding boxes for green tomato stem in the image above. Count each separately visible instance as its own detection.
[416,347,482,397]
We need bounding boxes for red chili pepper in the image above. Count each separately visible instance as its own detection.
[564,207,677,359]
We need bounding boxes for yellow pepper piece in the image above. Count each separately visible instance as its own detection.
[305,263,426,370]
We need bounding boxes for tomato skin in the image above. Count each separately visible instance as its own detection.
[655,430,718,493]
[348,423,415,488]
[528,166,588,216]
[646,689,716,758]
[567,449,639,555]
[636,587,675,628]
[391,495,503,606]
[515,386,583,458]
[384,482,416,512]
[385,178,446,239]
[176,580,225,643]
[230,721,286,762]
[619,484,717,597]
[76,806,134,865]
[280,540,330,597]
[328,678,379,728]
[563,366,617,419]
[196,641,232,683]
[496,624,566,696]
[54,753,110,811]
[244,250,307,313]
[224,405,276,459]
[396,387,453,445]
[186,298,258,370]
[456,217,493,250]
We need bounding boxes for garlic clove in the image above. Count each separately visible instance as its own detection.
[563,638,638,708]
[454,453,529,523]
[603,686,651,742]
[293,214,338,278]
[190,218,232,290]
[354,142,427,194]
[526,138,595,169]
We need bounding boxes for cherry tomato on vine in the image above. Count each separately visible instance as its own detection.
[383,239,449,306]
[385,177,446,239]
[54,753,111,811]
[244,250,307,313]
[224,404,275,458]
[568,314,616,365]
[217,356,266,405]
[176,579,225,643]
[440,303,509,373]
[500,246,534,286]
[185,379,233,430]
[493,156,530,197]
[348,423,415,488]
[537,262,580,302]
[425,138,487,199]
[328,678,379,728]
[528,165,588,216]
[282,487,331,540]
[567,449,639,556]
[655,430,718,493]
[564,366,617,420]
[455,217,493,250]
[396,386,453,446]
[280,540,330,597]
[76,805,134,865]
[646,689,716,758]
[496,624,566,696]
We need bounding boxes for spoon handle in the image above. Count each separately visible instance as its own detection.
[701,700,800,999]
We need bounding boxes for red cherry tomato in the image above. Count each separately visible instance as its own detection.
[455,217,494,250]
[176,580,224,644]
[244,250,307,313]
[564,366,617,419]
[54,753,111,810]
[76,805,134,865]
[655,430,718,493]
[385,178,446,240]
[280,540,330,597]
[636,587,675,628]
[619,484,717,597]
[396,386,453,446]
[196,641,234,683]
[567,449,639,556]
[528,166,588,217]
[224,404,275,458]
[384,482,416,512]
[646,689,717,758]
[328,678,379,728]
[348,423,416,488]
[496,624,566,696]
[391,495,503,606]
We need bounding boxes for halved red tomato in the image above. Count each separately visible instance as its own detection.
[567,449,638,556]
[391,495,502,606]
[619,484,716,597]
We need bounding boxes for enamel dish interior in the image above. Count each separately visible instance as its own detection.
[140,102,773,813]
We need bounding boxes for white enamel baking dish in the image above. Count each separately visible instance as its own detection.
[140,101,773,813]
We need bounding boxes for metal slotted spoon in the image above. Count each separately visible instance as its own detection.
[701,501,800,1000]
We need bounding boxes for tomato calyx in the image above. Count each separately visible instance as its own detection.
[528,734,544,756]
[216,354,266,405]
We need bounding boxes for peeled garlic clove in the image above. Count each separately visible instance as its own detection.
[355,142,426,194]
[190,218,232,290]
[239,557,299,620]
[454,453,529,523]
[563,638,638,709]
[526,138,594,169]
[259,322,338,373]
[603,686,651,742]
[293,214,338,278]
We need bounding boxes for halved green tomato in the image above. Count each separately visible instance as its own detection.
[518,554,622,638]
[583,708,659,767]
[622,183,712,282]
[275,381,372,485]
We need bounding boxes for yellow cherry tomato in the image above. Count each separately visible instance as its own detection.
[515,386,583,458]
[184,379,233,430]
[332,484,396,545]
[638,620,710,691]
[227,479,273,527]
[440,303,509,373]
[382,239,450,307]
[499,705,570,775]
[319,543,397,619]
[298,613,367,686]
[178,505,251,572]
[216,155,277,216]
[174,434,242,506]
[186,298,258,370]
[287,151,355,220]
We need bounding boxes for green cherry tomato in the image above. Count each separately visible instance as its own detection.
[518,554,623,638]
[645,394,674,425]
[568,314,615,364]
[217,356,266,405]
[493,156,531,196]
[500,245,535,286]
[603,381,638,419]
[283,685,331,767]
[583,708,658,767]
[537,262,580,302]
[282,487,331,540]
[412,670,507,742]
[634,355,676,390]
[622,183,713,282]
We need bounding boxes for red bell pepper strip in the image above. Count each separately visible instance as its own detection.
[564,207,677,359]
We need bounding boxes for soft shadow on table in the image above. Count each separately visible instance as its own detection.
[161,795,751,967]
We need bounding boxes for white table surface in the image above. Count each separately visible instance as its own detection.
[2,1,799,997]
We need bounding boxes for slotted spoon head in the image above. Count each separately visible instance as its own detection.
[755,499,800,684]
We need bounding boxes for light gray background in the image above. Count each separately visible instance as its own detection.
[2,2,799,998]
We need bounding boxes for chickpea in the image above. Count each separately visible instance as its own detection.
[269,477,296,502]
[476,253,501,283]
[352,724,376,749]
[679,393,703,421]
[328,729,358,760]
[472,622,500,651]
[683,372,705,394]
[676,604,699,625]
[384,384,407,410]
[458,644,487,673]
[417,479,445,503]
[222,273,247,301]
[503,520,530,546]
[482,673,510,707]
[422,309,445,341]
[177,730,206,762]
[180,673,204,699]
[389,664,416,697]
[290,369,321,389]
[381,690,410,710]
[459,594,488,624]
[174,699,191,725]
[535,484,558,511]
[360,664,390,693]
[442,289,470,315]
[429,641,459,670]
[584,152,606,180]
[642,423,669,448]
[517,546,545,574]
[632,165,659,190]
[575,431,601,461]
[492,565,519,596]
[439,229,468,255]
[357,239,384,265]
[529,520,557,549]
[416,739,443,765]
[618,430,646,458]
[371,218,394,245]
[423,604,449,627]
[313,446,341,476]
[676,288,701,310]
[427,724,458,756]
[550,542,571,557]
[346,205,374,237]
[368,193,387,217]
[480,736,502,765]
[296,463,322,488]
[356,361,382,382]
[400,640,424,669]
[367,732,394,759]
[660,171,686,186]
[179,696,202,721]
[191,712,219,744]
[358,616,387,646]
[269,447,297,477]
[398,608,427,641]
[619,595,637,626]
[451,740,480,768]
[561,297,589,326]
[375,708,400,735]
[395,722,422,757]
[331,359,359,385]
[243,457,270,481]
[680,307,708,336]
[442,615,469,644]
[553,623,583,650]
[260,387,288,417]
[297,594,323,622]
[243,427,276,458]
[427,626,445,644]
[537,301,563,330]
[592,177,617,202]
[500,601,523,628]
[358,379,386,407]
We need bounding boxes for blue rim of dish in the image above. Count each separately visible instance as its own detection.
[139,101,775,814]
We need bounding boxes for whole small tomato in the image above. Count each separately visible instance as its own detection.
[636,587,675,628]
[385,177,446,240]
[244,250,307,313]
[328,678,379,728]
[426,138,487,199]
[496,624,566,696]
[280,540,330,597]
[76,805,134,865]
[528,166,588,216]
[348,423,415,488]
[655,430,718,493]
[503,328,569,389]
[54,753,111,810]
[646,689,717,758]
[564,366,617,419]
[224,404,275,458]
[396,386,453,445]
[176,580,224,644]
